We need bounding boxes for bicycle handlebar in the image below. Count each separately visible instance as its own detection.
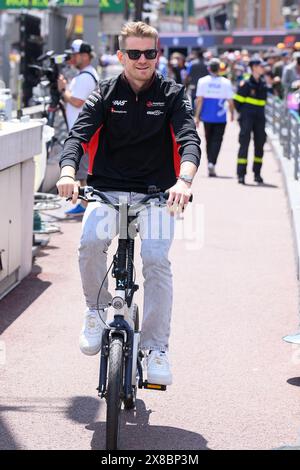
[76,186,193,208]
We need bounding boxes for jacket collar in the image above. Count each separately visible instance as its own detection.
[121,72,157,97]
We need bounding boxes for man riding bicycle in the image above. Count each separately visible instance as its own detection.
[56,21,201,386]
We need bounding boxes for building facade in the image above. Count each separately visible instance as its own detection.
[196,0,299,32]
[236,0,284,30]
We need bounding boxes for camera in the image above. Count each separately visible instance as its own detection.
[28,50,70,105]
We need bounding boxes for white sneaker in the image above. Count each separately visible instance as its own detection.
[79,309,107,356]
[146,351,172,385]
[283,333,300,344]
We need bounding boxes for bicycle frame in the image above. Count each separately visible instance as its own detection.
[75,186,186,402]
[68,185,191,449]
[97,201,140,403]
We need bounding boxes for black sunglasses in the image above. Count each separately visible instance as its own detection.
[121,49,158,60]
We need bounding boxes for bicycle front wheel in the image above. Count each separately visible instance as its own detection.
[106,335,124,450]
[124,304,139,411]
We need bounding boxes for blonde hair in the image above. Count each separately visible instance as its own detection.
[118,21,158,50]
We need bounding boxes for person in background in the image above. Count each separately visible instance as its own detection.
[157,48,168,78]
[185,49,208,111]
[265,70,275,94]
[273,50,290,79]
[57,39,99,216]
[234,56,267,185]
[265,70,283,99]
[233,63,246,86]
[168,52,186,84]
[282,51,300,95]
[263,51,278,74]
[195,58,234,177]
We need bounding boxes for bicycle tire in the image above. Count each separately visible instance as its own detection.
[133,304,139,332]
[124,304,139,410]
[106,335,124,450]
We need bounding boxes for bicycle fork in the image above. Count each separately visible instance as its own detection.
[97,319,135,402]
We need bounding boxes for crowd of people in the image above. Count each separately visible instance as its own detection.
[59,39,300,196]
[98,43,300,105]
[155,45,300,102]
[155,44,300,183]
[97,43,300,185]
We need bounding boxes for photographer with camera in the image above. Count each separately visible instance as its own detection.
[58,39,99,216]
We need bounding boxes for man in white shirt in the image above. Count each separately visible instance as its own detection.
[195,58,234,177]
[58,39,99,215]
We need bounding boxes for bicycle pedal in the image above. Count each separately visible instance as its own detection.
[142,381,166,391]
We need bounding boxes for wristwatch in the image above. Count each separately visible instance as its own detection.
[178,174,193,184]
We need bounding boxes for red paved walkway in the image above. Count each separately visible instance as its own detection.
[0,121,299,450]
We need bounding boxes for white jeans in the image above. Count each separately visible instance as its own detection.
[78,191,175,352]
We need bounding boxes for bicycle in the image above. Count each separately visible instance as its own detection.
[73,185,192,450]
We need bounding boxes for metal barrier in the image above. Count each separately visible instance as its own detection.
[266,95,300,179]
[290,111,300,180]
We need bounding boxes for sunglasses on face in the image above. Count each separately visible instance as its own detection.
[121,49,158,60]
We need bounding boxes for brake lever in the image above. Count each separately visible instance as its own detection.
[66,195,90,202]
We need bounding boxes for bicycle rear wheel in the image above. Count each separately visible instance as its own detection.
[106,335,124,450]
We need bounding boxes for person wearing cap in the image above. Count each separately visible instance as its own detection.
[195,57,234,177]
[273,50,290,80]
[233,56,268,185]
[282,51,300,95]
[57,39,99,216]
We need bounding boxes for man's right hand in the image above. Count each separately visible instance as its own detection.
[56,176,79,204]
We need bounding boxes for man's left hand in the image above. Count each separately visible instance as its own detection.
[166,179,192,215]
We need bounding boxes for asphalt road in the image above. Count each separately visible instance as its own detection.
[0,121,300,450]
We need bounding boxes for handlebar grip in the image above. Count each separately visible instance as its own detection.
[78,187,85,197]
[163,191,193,203]
[66,187,86,202]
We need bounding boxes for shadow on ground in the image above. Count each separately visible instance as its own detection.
[86,399,209,451]
[200,175,235,180]
[0,417,21,450]
[245,182,278,189]
[0,395,102,450]
[287,377,300,387]
[0,264,51,335]
[66,396,102,424]
[0,395,209,450]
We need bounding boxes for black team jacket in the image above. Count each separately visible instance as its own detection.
[60,72,201,193]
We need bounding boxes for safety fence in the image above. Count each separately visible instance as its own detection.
[265,95,300,180]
